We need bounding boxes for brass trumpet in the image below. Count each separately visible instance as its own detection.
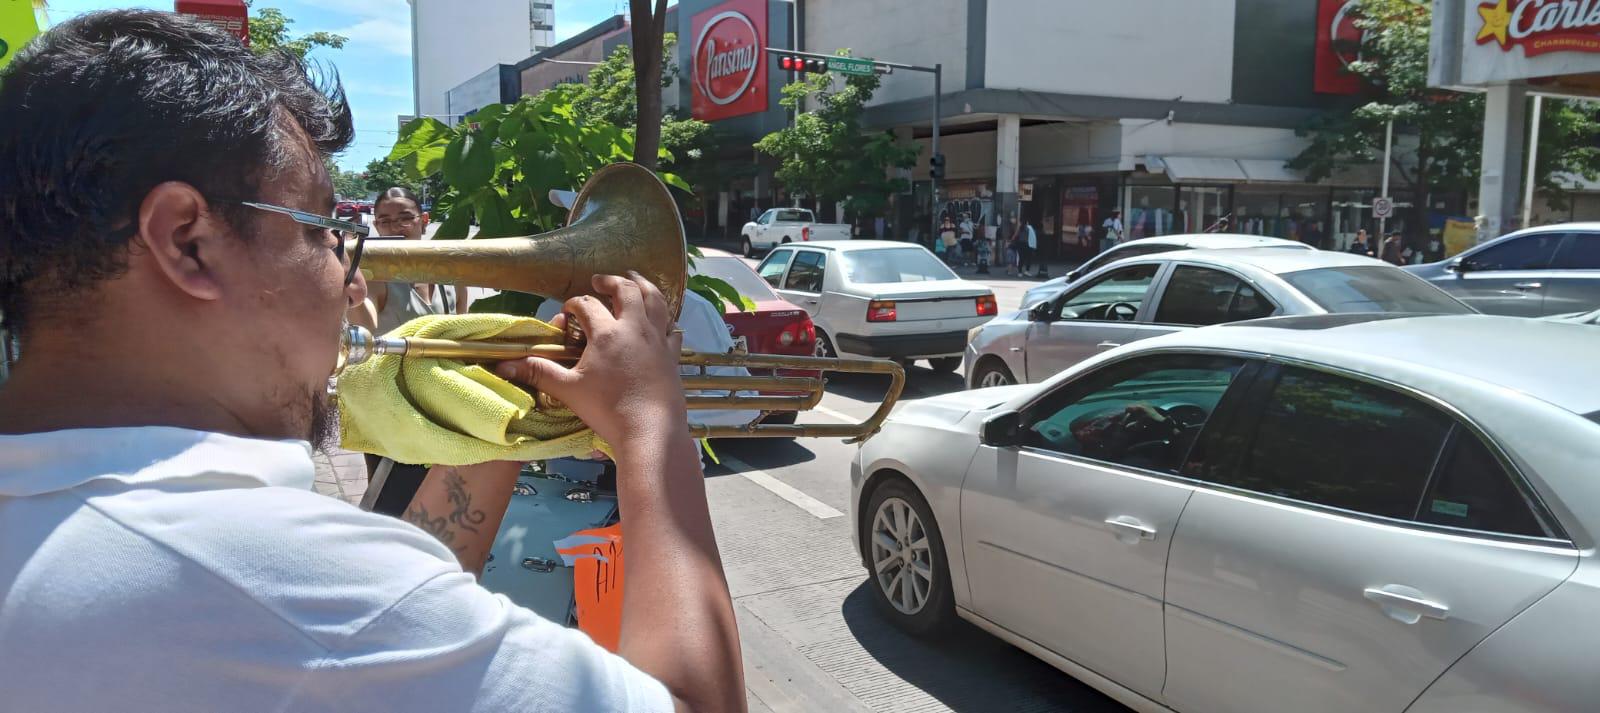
[339,163,904,442]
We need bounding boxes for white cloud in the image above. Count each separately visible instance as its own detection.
[330,15,412,57]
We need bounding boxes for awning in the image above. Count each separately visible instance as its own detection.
[1238,159,1305,183]
[1156,156,1248,182]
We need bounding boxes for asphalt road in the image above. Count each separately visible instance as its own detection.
[703,262,1126,713]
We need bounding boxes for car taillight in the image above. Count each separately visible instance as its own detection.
[779,328,796,346]
[976,294,998,316]
[801,226,811,241]
[867,300,897,322]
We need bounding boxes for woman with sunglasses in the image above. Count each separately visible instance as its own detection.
[350,186,470,516]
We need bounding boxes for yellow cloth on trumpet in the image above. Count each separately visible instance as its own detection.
[338,314,606,466]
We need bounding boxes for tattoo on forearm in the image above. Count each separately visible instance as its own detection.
[402,469,488,557]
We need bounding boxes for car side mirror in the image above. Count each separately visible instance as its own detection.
[1067,269,1082,281]
[1448,258,1474,274]
[1028,302,1053,322]
[980,412,1023,448]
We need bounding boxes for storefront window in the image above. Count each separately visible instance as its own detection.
[1128,185,1177,239]
[1233,185,1330,247]
[1178,186,1229,233]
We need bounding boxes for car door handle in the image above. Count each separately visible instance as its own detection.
[1104,516,1157,543]
[1513,281,1543,290]
[1096,341,1122,350]
[803,298,818,305]
[1364,585,1450,624]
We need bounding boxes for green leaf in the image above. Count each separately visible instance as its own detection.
[434,194,475,239]
[473,189,522,238]
[467,290,547,317]
[443,132,497,191]
[470,104,509,139]
[690,274,753,313]
[659,171,693,194]
[388,117,453,179]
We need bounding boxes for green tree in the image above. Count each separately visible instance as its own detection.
[1289,0,1600,229]
[326,157,367,198]
[546,35,710,167]
[245,2,346,59]
[755,60,919,217]
[384,93,747,315]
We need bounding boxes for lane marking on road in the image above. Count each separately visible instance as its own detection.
[810,404,856,423]
[721,454,844,520]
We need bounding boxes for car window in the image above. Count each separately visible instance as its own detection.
[1282,266,1472,314]
[1055,264,1160,322]
[1551,233,1600,270]
[1077,243,1174,276]
[1416,431,1548,538]
[1465,233,1563,271]
[1219,368,1452,520]
[1154,266,1277,326]
[784,251,826,293]
[757,249,795,287]
[691,256,780,302]
[757,210,775,225]
[840,248,956,283]
[775,209,811,222]
[1022,355,1246,474]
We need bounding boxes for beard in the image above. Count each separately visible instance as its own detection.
[307,385,339,451]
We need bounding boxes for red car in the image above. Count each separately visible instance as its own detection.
[335,201,361,220]
[690,248,817,424]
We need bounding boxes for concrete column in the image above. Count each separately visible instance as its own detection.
[1477,83,1528,244]
[994,114,1023,263]
[717,191,730,234]
[891,126,914,241]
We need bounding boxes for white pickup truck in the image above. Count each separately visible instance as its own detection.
[740,208,851,257]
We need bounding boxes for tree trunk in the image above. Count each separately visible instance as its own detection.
[630,0,668,170]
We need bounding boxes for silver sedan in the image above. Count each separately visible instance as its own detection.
[966,248,1471,388]
[853,314,1600,713]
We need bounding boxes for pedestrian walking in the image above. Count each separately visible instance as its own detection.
[1021,220,1040,277]
[958,213,976,266]
[1005,227,1022,276]
[939,216,959,265]
[1347,229,1374,257]
[1381,230,1406,265]
[1102,209,1124,252]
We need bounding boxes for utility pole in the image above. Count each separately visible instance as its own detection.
[1378,119,1394,240]
[1522,95,1544,229]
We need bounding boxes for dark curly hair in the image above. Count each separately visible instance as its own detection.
[0,9,354,337]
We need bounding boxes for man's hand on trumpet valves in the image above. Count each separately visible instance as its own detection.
[494,272,689,453]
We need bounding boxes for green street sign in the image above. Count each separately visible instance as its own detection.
[827,56,875,77]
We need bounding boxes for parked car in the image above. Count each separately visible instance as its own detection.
[967,248,1471,388]
[334,200,361,220]
[1022,234,1315,309]
[754,241,995,371]
[690,248,818,425]
[1406,224,1600,316]
[740,207,851,257]
[854,313,1600,713]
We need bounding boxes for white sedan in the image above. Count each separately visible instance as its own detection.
[755,240,996,371]
[852,314,1600,713]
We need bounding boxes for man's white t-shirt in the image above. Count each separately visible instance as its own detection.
[0,427,673,712]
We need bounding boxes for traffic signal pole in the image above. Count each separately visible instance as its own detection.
[765,48,942,245]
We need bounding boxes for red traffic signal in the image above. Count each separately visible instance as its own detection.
[779,56,829,75]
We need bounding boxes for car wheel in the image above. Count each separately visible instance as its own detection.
[742,237,755,258]
[814,330,836,358]
[928,357,961,373]
[864,478,955,636]
[972,360,1015,389]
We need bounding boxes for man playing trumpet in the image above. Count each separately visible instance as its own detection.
[0,10,742,712]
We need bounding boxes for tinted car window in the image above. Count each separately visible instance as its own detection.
[1416,431,1548,537]
[1078,243,1176,276]
[784,251,826,292]
[1225,368,1451,519]
[1552,233,1600,270]
[1056,264,1160,322]
[757,250,794,287]
[1024,355,1245,474]
[1283,266,1472,314]
[1154,266,1277,326]
[1465,233,1563,270]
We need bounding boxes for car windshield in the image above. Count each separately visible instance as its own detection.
[840,248,957,284]
[1283,266,1473,314]
[690,256,780,302]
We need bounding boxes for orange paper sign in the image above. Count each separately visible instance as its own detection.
[557,524,624,651]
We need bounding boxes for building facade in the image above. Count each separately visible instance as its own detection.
[410,0,558,121]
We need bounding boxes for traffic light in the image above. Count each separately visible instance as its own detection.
[930,153,946,180]
[779,55,828,75]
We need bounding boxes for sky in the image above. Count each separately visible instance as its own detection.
[42,0,624,171]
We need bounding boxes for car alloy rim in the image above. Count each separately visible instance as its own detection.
[980,370,1010,388]
[871,497,933,615]
[814,337,831,358]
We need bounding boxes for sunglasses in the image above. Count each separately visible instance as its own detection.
[232,201,370,285]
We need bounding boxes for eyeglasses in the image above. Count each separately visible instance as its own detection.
[231,200,369,286]
[374,212,420,227]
